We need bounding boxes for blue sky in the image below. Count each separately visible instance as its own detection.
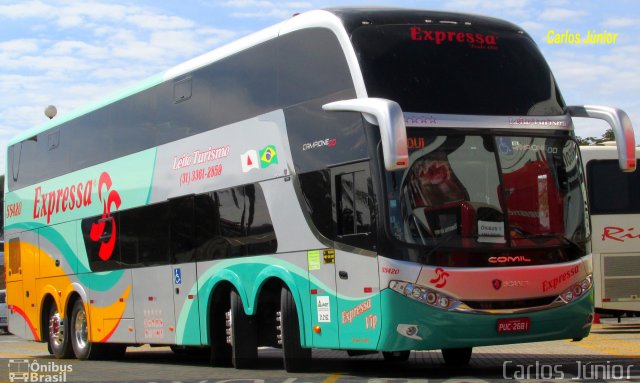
[0,0,639,171]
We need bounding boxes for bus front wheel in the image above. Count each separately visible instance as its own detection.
[47,304,73,359]
[228,289,257,368]
[441,347,472,366]
[70,300,105,360]
[279,287,311,372]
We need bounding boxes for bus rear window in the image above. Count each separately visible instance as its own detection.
[352,24,564,116]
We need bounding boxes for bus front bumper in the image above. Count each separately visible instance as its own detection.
[377,288,594,351]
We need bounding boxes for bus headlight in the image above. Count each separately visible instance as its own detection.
[559,275,593,303]
[389,280,460,310]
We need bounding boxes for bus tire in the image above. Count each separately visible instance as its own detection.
[70,300,105,360]
[441,347,472,366]
[279,287,311,372]
[210,292,232,367]
[382,350,410,362]
[229,289,257,368]
[47,304,73,359]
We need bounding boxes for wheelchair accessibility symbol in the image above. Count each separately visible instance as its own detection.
[174,268,182,285]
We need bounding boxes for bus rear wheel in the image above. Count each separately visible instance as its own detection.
[279,287,311,372]
[441,347,472,366]
[47,304,73,359]
[227,289,257,368]
[70,300,105,360]
[210,289,232,367]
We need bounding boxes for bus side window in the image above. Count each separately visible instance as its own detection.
[170,196,196,264]
[82,213,121,272]
[333,163,376,251]
[119,202,170,267]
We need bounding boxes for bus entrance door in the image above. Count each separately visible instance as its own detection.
[331,162,381,349]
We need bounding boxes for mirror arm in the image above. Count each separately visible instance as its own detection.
[568,105,636,172]
[323,98,408,171]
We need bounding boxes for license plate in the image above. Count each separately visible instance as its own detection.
[497,317,530,333]
[0,318,7,324]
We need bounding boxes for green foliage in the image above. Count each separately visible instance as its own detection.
[576,128,615,146]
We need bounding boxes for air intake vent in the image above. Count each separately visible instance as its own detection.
[602,253,640,300]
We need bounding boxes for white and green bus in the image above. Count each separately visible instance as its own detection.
[4,8,636,371]
[581,144,640,317]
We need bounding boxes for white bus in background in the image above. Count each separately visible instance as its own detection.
[581,143,640,317]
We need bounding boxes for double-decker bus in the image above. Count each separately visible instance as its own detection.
[4,8,637,371]
[580,144,640,317]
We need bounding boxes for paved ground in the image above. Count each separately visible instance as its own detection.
[0,318,638,383]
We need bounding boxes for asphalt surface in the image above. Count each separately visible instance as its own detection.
[0,318,638,383]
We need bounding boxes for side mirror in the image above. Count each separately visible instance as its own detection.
[567,105,637,172]
[323,98,408,171]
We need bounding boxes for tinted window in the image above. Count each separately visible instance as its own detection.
[8,38,278,191]
[8,28,359,191]
[216,187,248,258]
[337,171,372,235]
[298,170,333,239]
[8,238,21,277]
[82,214,121,272]
[170,196,196,263]
[588,159,640,214]
[333,162,376,250]
[352,25,564,116]
[119,202,170,267]
[197,184,278,261]
[84,184,277,271]
[277,28,353,106]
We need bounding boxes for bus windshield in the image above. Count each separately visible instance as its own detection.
[351,23,564,116]
[386,133,590,251]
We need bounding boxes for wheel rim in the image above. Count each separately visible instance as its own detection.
[74,308,88,350]
[225,309,233,346]
[49,310,64,347]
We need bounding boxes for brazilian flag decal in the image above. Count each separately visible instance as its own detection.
[259,145,278,168]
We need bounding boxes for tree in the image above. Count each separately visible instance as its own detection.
[576,128,615,146]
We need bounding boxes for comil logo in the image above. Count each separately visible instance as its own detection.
[88,172,122,261]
